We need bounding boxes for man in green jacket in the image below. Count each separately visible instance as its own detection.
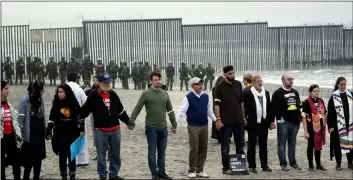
[129,72,177,180]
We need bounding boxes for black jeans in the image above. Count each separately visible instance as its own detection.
[58,135,76,177]
[1,134,21,180]
[307,136,321,167]
[23,160,42,180]
[221,123,245,170]
[247,123,268,168]
[59,152,76,177]
[334,148,353,166]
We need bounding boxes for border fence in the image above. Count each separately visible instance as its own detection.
[1,18,352,85]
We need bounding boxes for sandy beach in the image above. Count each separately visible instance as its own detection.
[4,82,353,179]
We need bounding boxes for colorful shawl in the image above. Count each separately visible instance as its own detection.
[332,90,353,153]
[307,96,326,150]
[0,100,23,148]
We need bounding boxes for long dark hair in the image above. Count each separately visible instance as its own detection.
[52,84,80,118]
[1,81,8,90]
[28,80,44,115]
[334,77,346,92]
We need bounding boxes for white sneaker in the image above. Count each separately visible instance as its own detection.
[196,172,209,178]
[188,172,197,178]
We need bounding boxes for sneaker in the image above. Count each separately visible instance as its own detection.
[222,169,233,175]
[158,173,173,180]
[316,165,327,171]
[109,175,124,180]
[291,164,302,170]
[281,165,290,171]
[188,172,196,178]
[336,164,342,171]
[249,168,258,173]
[196,172,209,178]
[309,166,316,172]
[262,166,272,172]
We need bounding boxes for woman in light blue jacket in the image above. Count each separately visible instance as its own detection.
[18,80,46,180]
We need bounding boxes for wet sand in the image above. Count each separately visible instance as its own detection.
[4,82,353,179]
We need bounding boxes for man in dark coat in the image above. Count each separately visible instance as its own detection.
[243,75,274,173]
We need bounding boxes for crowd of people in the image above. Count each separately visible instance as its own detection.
[1,65,352,180]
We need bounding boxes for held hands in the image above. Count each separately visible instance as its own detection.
[269,122,276,130]
[304,132,310,140]
[243,118,248,126]
[80,132,85,137]
[46,135,52,141]
[127,120,135,130]
[328,128,334,134]
[216,119,223,130]
[171,127,177,134]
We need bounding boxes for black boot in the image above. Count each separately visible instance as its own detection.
[61,176,68,180]
[70,175,75,180]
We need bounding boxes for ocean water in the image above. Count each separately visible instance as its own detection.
[236,65,352,89]
[213,65,352,99]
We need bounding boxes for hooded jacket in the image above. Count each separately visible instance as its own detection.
[67,81,87,106]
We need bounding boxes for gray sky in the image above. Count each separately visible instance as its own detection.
[2,2,352,29]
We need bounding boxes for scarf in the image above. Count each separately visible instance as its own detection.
[250,86,267,123]
[332,90,353,153]
[0,100,23,148]
[307,96,326,150]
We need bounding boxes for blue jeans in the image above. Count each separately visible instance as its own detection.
[277,120,300,167]
[221,123,245,170]
[145,125,168,174]
[95,129,121,178]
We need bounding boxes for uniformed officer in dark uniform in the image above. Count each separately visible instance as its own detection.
[58,56,68,84]
[107,59,119,88]
[179,62,189,91]
[165,62,175,91]
[204,63,215,90]
[131,62,139,90]
[46,57,58,86]
[4,56,14,85]
[141,61,151,90]
[15,56,25,85]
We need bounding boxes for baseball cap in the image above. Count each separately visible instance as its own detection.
[189,77,203,85]
[98,73,112,83]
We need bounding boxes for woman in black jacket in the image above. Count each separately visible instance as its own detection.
[301,84,327,171]
[47,84,84,180]
[243,75,274,173]
[327,77,353,171]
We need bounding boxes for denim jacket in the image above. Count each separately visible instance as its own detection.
[17,93,46,142]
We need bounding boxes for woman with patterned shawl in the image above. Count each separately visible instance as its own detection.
[1,81,22,180]
[327,77,353,171]
[301,84,327,172]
